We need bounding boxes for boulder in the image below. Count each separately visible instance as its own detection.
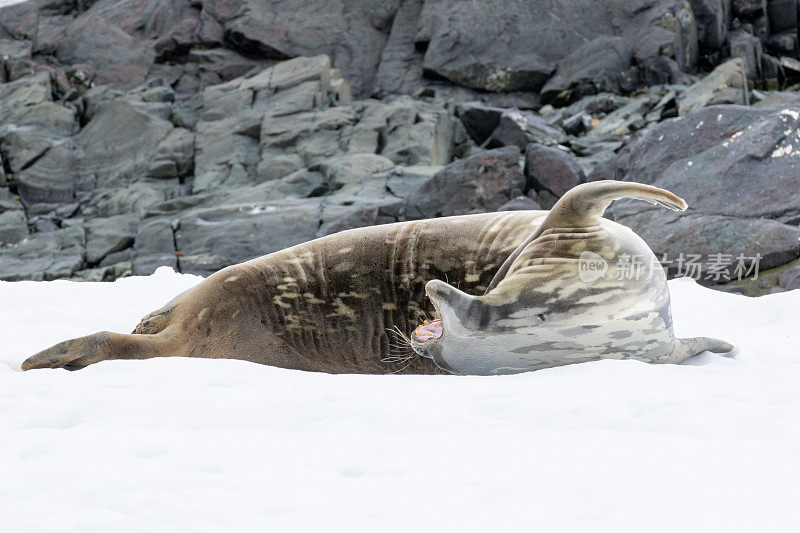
[544,93,633,128]
[52,15,155,90]
[0,1,37,60]
[0,70,78,175]
[194,117,259,192]
[488,109,566,149]
[419,0,698,93]
[779,260,800,290]
[729,30,763,79]
[259,106,357,174]
[690,0,731,50]
[607,104,800,277]
[753,91,800,109]
[84,214,138,265]
[375,0,425,95]
[132,218,178,275]
[541,36,631,103]
[524,144,585,199]
[404,146,525,219]
[381,106,454,165]
[201,0,396,97]
[456,103,503,145]
[0,102,78,173]
[767,0,798,34]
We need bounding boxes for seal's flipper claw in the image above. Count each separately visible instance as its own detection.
[21,331,178,371]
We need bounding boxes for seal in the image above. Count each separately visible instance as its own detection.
[21,181,732,375]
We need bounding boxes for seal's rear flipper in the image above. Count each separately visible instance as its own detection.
[487,180,688,292]
[666,337,735,364]
[21,331,179,371]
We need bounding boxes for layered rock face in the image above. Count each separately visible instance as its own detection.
[0,0,799,293]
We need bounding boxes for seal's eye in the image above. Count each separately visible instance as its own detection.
[413,319,443,343]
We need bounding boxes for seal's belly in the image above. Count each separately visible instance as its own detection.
[230,211,548,373]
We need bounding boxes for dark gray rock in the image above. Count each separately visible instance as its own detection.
[132,218,177,275]
[608,104,800,275]
[729,30,763,78]
[753,90,800,109]
[375,0,425,96]
[174,198,322,274]
[456,103,503,146]
[732,0,766,17]
[418,0,554,91]
[380,103,454,166]
[0,1,37,61]
[541,36,631,103]
[583,94,659,140]
[52,14,155,90]
[488,109,566,149]
[0,101,78,173]
[194,116,260,192]
[404,146,524,219]
[84,214,138,265]
[0,71,78,174]
[690,0,731,50]
[143,153,430,275]
[779,260,800,290]
[147,128,194,179]
[16,99,177,207]
[0,209,28,247]
[202,0,397,97]
[767,0,797,33]
[419,0,697,94]
[766,30,797,54]
[0,226,85,281]
[524,144,586,198]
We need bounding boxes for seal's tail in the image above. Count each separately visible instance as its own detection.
[486,180,687,292]
[21,330,179,371]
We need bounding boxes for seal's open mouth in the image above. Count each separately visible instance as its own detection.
[413,319,443,343]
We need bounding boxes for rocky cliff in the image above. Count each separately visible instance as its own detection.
[0,0,799,293]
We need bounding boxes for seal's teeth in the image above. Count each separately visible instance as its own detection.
[413,319,443,343]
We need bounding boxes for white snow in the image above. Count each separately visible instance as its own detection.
[0,0,29,8]
[1,268,799,531]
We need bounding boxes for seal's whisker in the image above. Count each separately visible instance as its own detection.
[388,358,417,374]
[389,324,414,348]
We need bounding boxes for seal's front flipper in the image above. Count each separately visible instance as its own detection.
[662,336,734,364]
[21,331,179,371]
